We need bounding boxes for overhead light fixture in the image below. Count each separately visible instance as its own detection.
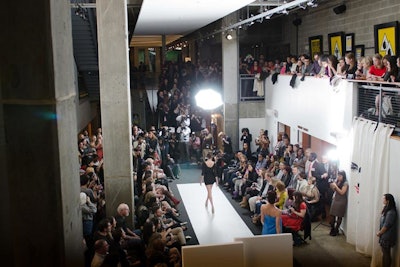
[307,0,314,6]
[225,34,233,40]
[265,15,271,19]
[282,9,288,15]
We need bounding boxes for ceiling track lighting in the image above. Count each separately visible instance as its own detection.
[225,34,233,40]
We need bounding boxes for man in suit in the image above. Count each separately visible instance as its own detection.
[309,152,328,218]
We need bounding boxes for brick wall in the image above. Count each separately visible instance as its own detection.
[282,0,400,56]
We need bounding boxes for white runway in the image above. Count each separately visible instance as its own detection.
[177,183,254,245]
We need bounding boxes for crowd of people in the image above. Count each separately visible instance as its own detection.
[78,124,198,267]
[239,52,400,105]
[217,128,349,245]
[76,52,400,265]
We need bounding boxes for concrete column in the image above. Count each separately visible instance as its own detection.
[97,0,134,221]
[0,0,82,266]
[222,30,240,151]
[162,34,166,65]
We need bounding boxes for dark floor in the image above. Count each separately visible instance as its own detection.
[168,165,371,267]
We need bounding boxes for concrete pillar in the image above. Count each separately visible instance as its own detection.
[222,30,240,151]
[162,34,166,65]
[0,0,82,266]
[97,0,134,221]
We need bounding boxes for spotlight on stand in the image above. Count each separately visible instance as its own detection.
[195,89,223,110]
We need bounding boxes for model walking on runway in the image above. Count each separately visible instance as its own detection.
[200,152,219,213]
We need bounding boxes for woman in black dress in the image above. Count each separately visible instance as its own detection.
[200,152,219,213]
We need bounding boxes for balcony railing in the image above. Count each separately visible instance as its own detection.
[357,81,400,130]
[239,74,266,101]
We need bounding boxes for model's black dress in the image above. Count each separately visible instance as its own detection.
[202,161,217,185]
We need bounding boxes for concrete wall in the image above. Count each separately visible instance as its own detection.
[264,75,357,147]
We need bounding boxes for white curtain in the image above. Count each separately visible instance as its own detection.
[347,118,394,267]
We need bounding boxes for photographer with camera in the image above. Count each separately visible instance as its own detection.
[240,128,253,153]
[201,128,213,160]
[218,131,233,164]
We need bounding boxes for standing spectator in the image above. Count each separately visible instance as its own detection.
[201,128,213,160]
[329,170,348,236]
[81,192,97,245]
[176,124,191,163]
[260,191,282,235]
[240,128,252,153]
[189,132,201,164]
[377,193,397,267]
[218,131,233,163]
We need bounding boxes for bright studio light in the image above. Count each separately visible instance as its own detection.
[195,89,223,110]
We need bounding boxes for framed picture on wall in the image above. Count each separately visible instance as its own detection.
[354,45,365,60]
[345,33,355,52]
[374,21,398,56]
[328,32,345,59]
[308,35,323,58]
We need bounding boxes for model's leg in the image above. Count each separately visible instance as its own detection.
[206,184,214,213]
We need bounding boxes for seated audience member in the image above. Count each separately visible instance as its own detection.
[282,191,307,244]
[115,203,142,247]
[303,177,321,221]
[275,181,288,210]
[261,190,282,235]
[238,163,259,207]
[165,153,181,180]
[91,239,109,267]
[152,206,190,246]
[367,53,387,81]
[295,171,308,194]
[249,171,275,215]
[242,143,252,159]
[281,165,293,188]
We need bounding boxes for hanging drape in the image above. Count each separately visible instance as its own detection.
[347,118,394,267]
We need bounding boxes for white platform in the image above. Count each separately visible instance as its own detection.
[177,183,254,245]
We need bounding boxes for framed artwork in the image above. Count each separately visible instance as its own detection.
[328,32,345,59]
[354,45,365,60]
[308,35,323,58]
[345,33,355,52]
[374,21,398,56]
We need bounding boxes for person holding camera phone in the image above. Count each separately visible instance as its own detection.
[329,170,348,236]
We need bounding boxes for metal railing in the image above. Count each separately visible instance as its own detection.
[239,74,266,101]
[358,82,400,131]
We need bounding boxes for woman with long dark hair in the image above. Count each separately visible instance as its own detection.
[329,170,348,236]
[377,193,397,267]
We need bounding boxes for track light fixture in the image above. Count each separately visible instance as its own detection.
[225,34,233,40]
